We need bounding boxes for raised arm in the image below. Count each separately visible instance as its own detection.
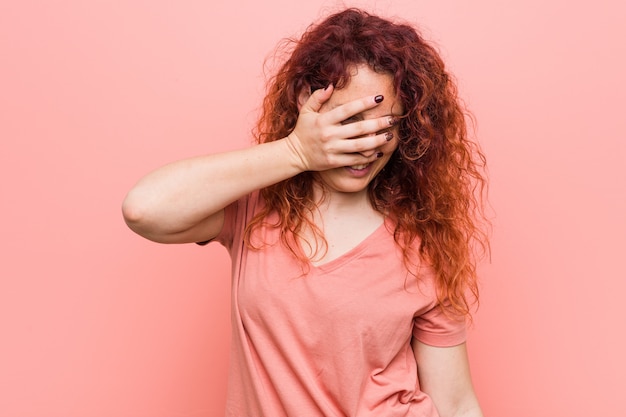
[122,86,394,243]
[122,140,300,244]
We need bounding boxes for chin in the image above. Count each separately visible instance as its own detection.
[314,171,377,196]
[326,181,371,195]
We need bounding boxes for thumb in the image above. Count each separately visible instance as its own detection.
[302,84,334,113]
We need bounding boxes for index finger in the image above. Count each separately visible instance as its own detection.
[322,94,386,125]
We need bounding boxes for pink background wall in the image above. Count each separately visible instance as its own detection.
[1,1,624,416]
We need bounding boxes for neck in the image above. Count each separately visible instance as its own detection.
[313,184,372,216]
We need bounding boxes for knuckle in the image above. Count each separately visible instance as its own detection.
[320,130,334,142]
[325,154,340,167]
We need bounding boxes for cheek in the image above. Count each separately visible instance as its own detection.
[381,131,400,153]
[382,139,398,152]
[375,149,396,172]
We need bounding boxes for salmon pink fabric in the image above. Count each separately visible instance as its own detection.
[213,192,466,417]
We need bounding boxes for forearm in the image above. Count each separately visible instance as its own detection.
[433,389,483,417]
[449,403,483,417]
[122,138,302,240]
[413,341,484,417]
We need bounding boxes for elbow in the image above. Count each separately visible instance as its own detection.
[121,191,187,243]
[121,191,153,236]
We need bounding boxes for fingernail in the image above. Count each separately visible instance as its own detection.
[385,132,393,141]
[324,83,332,91]
[388,116,397,126]
[376,151,384,158]
[374,95,384,103]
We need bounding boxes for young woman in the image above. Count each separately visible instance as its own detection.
[123,8,488,417]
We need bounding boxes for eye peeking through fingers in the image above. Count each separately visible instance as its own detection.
[340,115,395,139]
[340,116,362,126]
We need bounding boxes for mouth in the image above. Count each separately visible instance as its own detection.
[343,163,373,178]
[349,163,369,170]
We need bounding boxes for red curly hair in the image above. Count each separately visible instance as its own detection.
[246,8,489,318]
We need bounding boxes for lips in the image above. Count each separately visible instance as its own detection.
[344,163,373,178]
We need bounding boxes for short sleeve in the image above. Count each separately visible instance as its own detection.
[213,199,239,248]
[196,192,262,251]
[195,199,239,248]
[412,303,467,347]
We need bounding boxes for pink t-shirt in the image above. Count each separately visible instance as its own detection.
[213,192,466,417]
